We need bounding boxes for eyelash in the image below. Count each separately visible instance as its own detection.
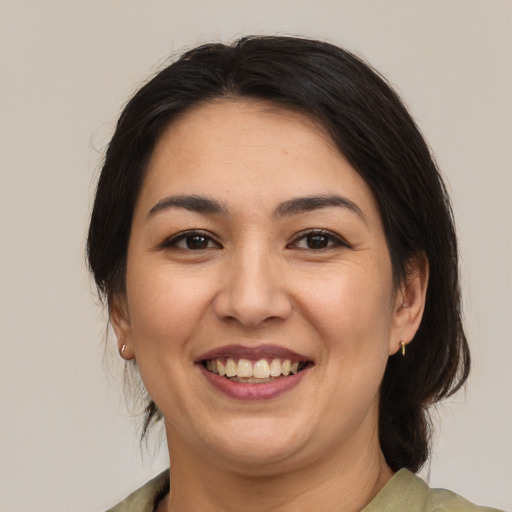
[160,229,349,252]
[288,229,349,251]
[161,230,221,251]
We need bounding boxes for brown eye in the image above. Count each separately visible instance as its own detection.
[163,231,221,250]
[305,234,330,249]
[290,230,347,250]
[185,235,210,250]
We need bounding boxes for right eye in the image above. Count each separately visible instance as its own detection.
[163,231,221,250]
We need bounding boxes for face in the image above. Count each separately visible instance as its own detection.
[113,100,421,475]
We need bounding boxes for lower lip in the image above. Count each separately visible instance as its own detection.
[198,364,310,401]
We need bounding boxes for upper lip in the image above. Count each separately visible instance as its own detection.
[195,344,312,363]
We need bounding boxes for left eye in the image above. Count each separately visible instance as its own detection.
[291,231,344,250]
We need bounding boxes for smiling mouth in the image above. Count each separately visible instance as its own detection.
[202,358,311,384]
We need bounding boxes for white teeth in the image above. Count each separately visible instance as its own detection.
[269,358,282,377]
[253,359,271,378]
[206,357,304,379]
[236,359,253,377]
[225,358,237,377]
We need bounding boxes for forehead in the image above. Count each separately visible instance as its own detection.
[138,99,379,220]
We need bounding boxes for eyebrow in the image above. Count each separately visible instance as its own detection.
[147,195,227,218]
[147,193,365,222]
[274,194,366,221]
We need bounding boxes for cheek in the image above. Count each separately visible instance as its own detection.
[297,261,395,354]
[125,263,216,352]
[301,263,395,418]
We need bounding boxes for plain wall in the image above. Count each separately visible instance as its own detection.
[0,1,510,510]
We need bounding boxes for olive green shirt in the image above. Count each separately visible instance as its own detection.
[106,468,505,512]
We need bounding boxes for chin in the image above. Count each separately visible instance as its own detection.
[198,417,312,474]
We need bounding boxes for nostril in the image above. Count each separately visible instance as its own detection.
[212,263,292,327]
[213,294,293,328]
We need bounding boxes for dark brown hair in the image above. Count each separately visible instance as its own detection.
[87,35,470,472]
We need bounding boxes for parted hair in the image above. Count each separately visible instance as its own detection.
[87,35,470,472]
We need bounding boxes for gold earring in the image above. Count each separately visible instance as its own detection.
[400,341,406,356]
[121,344,127,358]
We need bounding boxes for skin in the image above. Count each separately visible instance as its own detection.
[112,99,428,512]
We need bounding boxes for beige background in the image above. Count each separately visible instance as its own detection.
[1,1,511,510]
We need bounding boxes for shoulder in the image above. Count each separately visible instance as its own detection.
[105,470,170,512]
[363,469,505,512]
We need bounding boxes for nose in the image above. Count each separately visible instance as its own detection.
[213,243,292,328]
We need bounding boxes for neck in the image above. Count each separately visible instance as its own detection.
[160,423,393,512]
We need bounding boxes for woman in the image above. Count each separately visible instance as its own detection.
[87,36,502,511]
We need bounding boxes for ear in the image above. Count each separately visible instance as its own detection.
[110,294,135,360]
[389,253,429,356]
